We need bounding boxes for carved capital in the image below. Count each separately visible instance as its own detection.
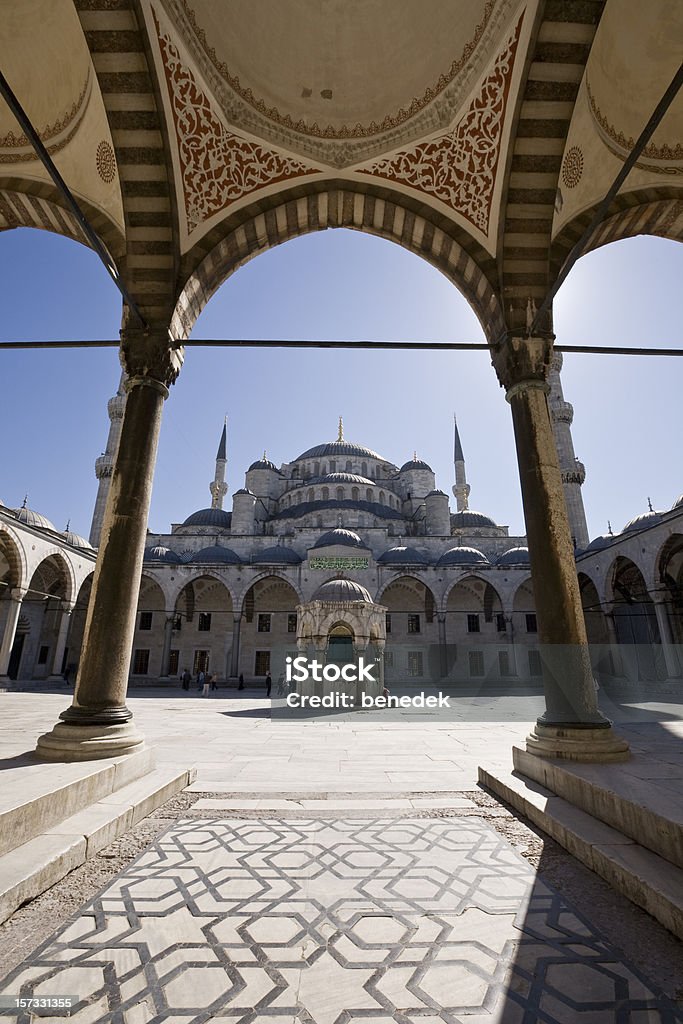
[491,335,555,392]
[119,326,184,388]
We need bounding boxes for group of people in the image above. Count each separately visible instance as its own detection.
[179,669,274,697]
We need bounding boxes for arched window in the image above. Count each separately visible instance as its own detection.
[296,492,302,504]
[336,487,344,501]
[316,515,323,527]
[292,467,298,478]
[330,460,337,473]
[308,488,314,502]
[361,462,367,476]
[379,490,385,504]
[352,486,359,501]
[366,488,373,502]
[345,460,352,472]
[322,487,329,501]
[314,461,320,475]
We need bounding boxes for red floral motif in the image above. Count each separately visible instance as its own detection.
[153,11,319,233]
[359,12,523,234]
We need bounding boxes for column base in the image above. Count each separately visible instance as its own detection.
[35,721,145,761]
[525,722,630,763]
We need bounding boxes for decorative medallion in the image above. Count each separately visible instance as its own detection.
[357,11,523,234]
[95,140,116,183]
[561,146,583,188]
[153,9,320,234]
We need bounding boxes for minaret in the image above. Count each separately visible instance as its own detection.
[452,414,470,511]
[548,352,589,550]
[209,420,228,510]
[89,371,126,548]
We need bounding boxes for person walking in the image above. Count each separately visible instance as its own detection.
[202,672,211,698]
[265,672,272,697]
[209,672,217,693]
[196,668,205,692]
[238,673,244,691]
[181,668,191,691]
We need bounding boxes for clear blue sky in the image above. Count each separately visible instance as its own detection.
[0,227,681,543]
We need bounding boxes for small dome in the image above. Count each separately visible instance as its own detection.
[312,529,365,549]
[192,545,241,564]
[622,511,663,533]
[438,546,489,566]
[144,545,182,563]
[233,488,255,496]
[252,546,302,564]
[496,547,530,566]
[584,534,615,553]
[62,531,93,550]
[452,510,498,529]
[400,459,433,473]
[182,507,232,528]
[378,545,431,565]
[13,505,55,531]
[248,458,279,472]
[312,577,373,603]
[425,489,447,498]
[296,440,384,461]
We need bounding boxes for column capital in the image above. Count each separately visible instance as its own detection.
[8,587,27,602]
[491,335,555,393]
[119,326,184,388]
[59,600,75,614]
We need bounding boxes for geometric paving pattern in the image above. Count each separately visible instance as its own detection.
[1,818,681,1023]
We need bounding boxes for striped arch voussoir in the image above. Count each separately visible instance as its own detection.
[0,183,125,260]
[172,189,505,344]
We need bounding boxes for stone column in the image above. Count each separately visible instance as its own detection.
[159,613,174,679]
[493,336,628,761]
[437,614,448,679]
[603,605,624,679]
[652,594,681,679]
[37,328,183,760]
[230,614,242,678]
[0,588,26,680]
[47,601,74,681]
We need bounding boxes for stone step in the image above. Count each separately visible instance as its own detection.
[0,748,155,857]
[479,765,683,941]
[512,746,683,869]
[0,766,194,925]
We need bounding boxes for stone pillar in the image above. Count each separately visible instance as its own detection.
[159,613,174,679]
[48,601,74,681]
[37,328,183,760]
[0,588,26,680]
[493,336,628,762]
[437,614,448,679]
[230,614,242,678]
[603,606,624,678]
[652,594,681,679]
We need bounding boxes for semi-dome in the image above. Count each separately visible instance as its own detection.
[312,577,373,603]
[296,440,384,461]
[451,510,498,529]
[400,459,433,473]
[252,546,302,564]
[312,529,365,549]
[182,507,232,528]
[62,530,93,550]
[191,545,241,564]
[144,545,182,563]
[496,547,530,566]
[438,546,489,566]
[622,510,663,533]
[584,534,615,553]
[13,504,55,531]
[378,545,431,565]
[307,472,375,486]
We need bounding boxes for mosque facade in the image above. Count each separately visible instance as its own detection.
[1,359,680,690]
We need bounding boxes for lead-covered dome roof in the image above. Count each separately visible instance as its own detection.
[378,545,431,565]
[496,547,530,566]
[622,510,663,533]
[296,440,385,461]
[144,545,182,563]
[13,504,55,531]
[438,546,489,566]
[400,459,433,472]
[191,545,241,564]
[312,529,365,549]
[312,577,373,603]
[252,546,302,564]
[182,507,232,528]
[62,530,93,550]
[307,472,375,486]
[248,457,280,472]
[451,509,498,528]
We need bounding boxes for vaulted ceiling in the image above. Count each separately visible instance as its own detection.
[1,0,681,339]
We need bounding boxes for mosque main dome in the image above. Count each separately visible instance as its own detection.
[295,440,386,461]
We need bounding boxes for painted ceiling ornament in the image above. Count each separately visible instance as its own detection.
[586,79,683,176]
[357,10,524,235]
[96,140,117,183]
[152,9,320,233]
[0,70,91,165]
[561,146,583,189]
